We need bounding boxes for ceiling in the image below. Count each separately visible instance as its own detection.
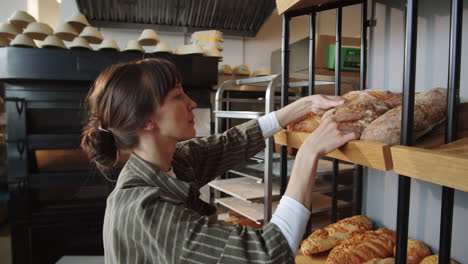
[76,0,277,37]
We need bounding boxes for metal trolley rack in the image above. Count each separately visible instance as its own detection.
[211,75,355,224]
[277,0,464,263]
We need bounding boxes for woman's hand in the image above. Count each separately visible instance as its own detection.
[302,94,346,115]
[275,95,346,128]
[302,111,362,157]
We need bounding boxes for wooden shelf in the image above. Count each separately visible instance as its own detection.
[216,194,348,223]
[391,137,468,192]
[276,0,362,14]
[274,130,392,171]
[209,177,348,202]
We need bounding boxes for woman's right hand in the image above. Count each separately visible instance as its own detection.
[302,112,363,156]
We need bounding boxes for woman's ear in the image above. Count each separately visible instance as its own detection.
[143,120,155,131]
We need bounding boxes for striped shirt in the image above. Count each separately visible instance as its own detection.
[103,119,295,263]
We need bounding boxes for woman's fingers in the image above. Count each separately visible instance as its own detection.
[333,112,363,123]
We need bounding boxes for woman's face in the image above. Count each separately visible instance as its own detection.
[152,84,197,140]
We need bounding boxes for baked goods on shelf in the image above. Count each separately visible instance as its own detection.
[288,90,396,134]
[325,91,392,133]
[420,255,459,264]
[393,238,431,264]
[363,258,395,264]
[287,113,321,133]
[326,228,396,264]
[362,88,447,145]
[300,215,373,255]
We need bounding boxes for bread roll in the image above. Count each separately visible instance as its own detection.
[325,91,391,133]
[326,228,397,264]
[361,88,447,145]
[392,239,431,264]
[420,255,459,264]
[385,93,403,108]
[300,215,372,255]
[287,113,321,133]
[364,258,395,264]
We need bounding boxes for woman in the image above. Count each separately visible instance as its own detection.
[81,58,361,264]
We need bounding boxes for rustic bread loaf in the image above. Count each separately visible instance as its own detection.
[361,88,447,145]
[326,228,397,264]
[286,112,321,132]
[287,90,394,133]
[392,239,431,264]
[363,258,395,264]
[300,215,372,255]
[420,255,459,264]
[325,92,390,133]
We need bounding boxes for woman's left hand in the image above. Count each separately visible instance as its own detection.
[302,94,346,115]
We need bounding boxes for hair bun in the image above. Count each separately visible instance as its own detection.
[81,124,118,169]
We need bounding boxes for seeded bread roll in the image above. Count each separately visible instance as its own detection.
[392,239,431,264]
[361,88,447,145]
[300,215,372,255]
[326,228,397,264]
[420,255,459,264]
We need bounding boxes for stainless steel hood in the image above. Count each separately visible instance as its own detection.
[76,0,276,37]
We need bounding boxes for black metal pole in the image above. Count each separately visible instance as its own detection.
[331,7,342,223]
[353,0,368,216]
[439,0,462,263]
[280,14,290,196]
[309,13,316,96]
[360,0,368,91]
[396,0,418,263]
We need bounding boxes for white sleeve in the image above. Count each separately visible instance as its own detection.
[257,112,283,139]
[270,195,311,253]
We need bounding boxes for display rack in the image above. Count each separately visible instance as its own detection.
[276,0,465,263]
[211,74,358,225]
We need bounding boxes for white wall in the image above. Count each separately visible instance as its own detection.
[365,0,468,262]
[0,0,27,23]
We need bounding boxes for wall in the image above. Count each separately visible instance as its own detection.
[244,5,362,73]
[365,0,468,262]
[0,0,27,23]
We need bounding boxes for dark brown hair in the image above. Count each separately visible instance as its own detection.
[81,58,181,172]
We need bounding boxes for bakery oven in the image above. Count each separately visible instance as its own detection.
[0,47,217,263]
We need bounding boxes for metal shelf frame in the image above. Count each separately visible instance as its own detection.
[281,0,464,263]
[213,75,280,222]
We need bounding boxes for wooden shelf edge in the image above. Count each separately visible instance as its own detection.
[274,130,393,171]
[391,143,468,192]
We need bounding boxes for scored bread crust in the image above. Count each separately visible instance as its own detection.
[326,228,397,264]
[361,88,447,145]
[300,215,372,255]
[325,93,390,133]
[286,112,321,133]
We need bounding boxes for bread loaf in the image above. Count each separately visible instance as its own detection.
[300,215,372,255]
[286,112,321,133]
[287,90,395,133]
[326,228,397,264]
[363,258,395,264]
[420,255,459,264]
[392,239,431,264]
[326,94,389,133]
[361,88,447,145]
